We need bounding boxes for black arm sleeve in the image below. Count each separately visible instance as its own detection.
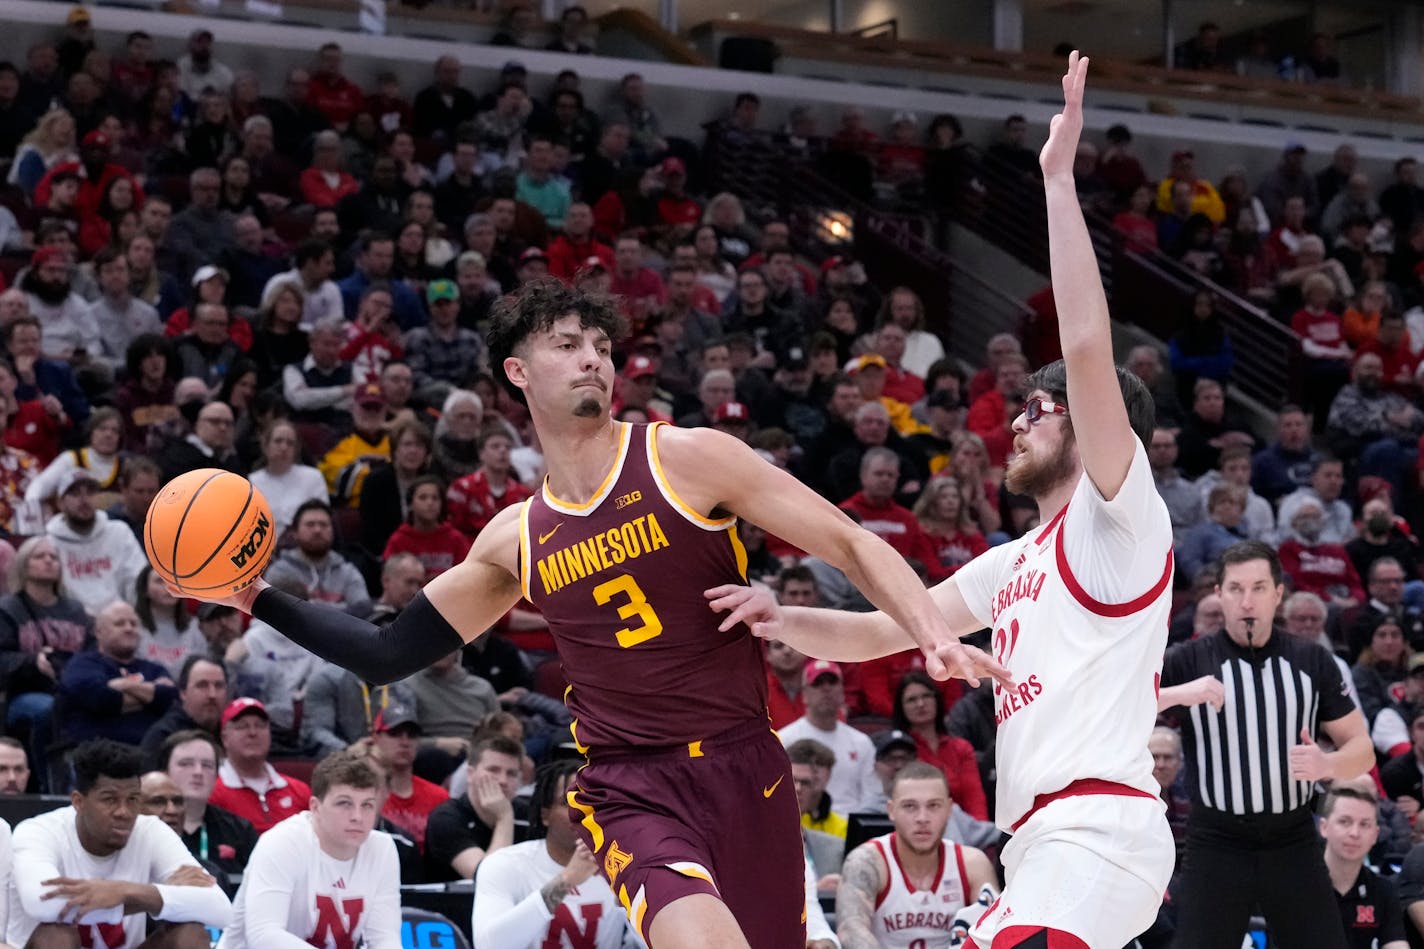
[250,588,466,686]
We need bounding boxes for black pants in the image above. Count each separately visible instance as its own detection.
[1172,807,1346,949]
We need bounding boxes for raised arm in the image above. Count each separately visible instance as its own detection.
[1041,52,1138,501]
[665,425,1008,687]
[178,505,526,686]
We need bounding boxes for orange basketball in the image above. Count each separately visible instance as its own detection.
[144,469,276,596]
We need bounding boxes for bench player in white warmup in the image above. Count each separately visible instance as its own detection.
[710,51,1176,949]
[218,749,402,949]
[836,762,998,948]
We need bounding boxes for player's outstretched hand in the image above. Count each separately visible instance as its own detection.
[705,584,784,639]
[163,576,269,615]
[1039,49,1088,181]
[928,640,1015,691]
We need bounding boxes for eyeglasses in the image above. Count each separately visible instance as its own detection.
[1023,397,1069,424]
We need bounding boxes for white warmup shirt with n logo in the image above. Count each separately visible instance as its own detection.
[218,812,401,949]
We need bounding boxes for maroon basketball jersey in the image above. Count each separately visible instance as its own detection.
[519,422,769,750]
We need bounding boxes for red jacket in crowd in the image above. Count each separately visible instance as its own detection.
[856,648,963,720]
[912,730,989,821]
[383,522,472,581]
[838,492,939,569]
[307,72,366,129]
[546,235,614,282]
[447,470,534,538]
[1277,539,1365,603]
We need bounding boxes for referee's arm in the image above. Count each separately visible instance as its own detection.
[1299,709,1373,782]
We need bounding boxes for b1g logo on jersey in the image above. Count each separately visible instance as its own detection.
[614,490,643,509]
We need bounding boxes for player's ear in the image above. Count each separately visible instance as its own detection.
[503,355,529,391]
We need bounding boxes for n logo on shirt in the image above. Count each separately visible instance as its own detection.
[79,922,127,949]
[543,903,604,949]
[312,895,365,949]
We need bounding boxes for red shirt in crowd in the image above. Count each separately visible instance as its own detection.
[383,522,472,580]
[882,365,925,406]
[306,73,366,129]
[1360,336,1421,396]
[766,670,805,731]
[1277,539,1365,603]
[657,195,701,228]
[447,470,533,538]
[546,235,614,282]
[838,492,939,567]
[1290,308,1349,354]
[610,268,668,318]
[210,764,312,835]
[6,401,65,466]
[299,167,360,207]
[966,390,1017,466]
[856,648,963,720]
[911,730,989,821]
[382,776,449,853]
[923,526,989,578]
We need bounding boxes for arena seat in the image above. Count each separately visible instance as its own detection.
[272,758,317,786]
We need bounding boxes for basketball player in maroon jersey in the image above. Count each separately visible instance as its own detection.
[182,280,1009,949]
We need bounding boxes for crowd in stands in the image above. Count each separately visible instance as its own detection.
[1,5,1424,947]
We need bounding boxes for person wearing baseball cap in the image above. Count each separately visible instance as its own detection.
[404,279,486,389]
[779,659,880,813]
[516,246,549,284]
[617,353,672,422]
[1156,146,1225,225]
[712,401,752,441]
[371,703,448,851]
[209,697,314,833]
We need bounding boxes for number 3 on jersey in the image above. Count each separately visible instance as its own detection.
[593,574,664,647]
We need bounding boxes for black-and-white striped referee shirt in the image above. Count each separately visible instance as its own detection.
[1161,628,1355,816]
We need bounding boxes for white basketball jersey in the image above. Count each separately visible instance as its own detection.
[953,442,1174,831]
[869,832,970,949]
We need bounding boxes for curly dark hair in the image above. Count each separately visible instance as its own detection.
[486,277,626,404]
[72,739,144,793]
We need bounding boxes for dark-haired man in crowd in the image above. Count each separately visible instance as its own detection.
[0,736,31,794]
[141,656,228,768]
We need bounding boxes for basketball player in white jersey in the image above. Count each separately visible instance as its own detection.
[219,749,401,949]
[8,740,232,949]
[473,760,644,948]
[836,762,997,948]
[709,52,1176,949]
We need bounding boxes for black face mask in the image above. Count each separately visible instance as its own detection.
[1358,379,1381,396]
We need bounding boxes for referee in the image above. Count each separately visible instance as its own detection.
[1159,540,1374,949]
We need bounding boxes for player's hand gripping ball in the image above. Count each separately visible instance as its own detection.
[144,469,276,595]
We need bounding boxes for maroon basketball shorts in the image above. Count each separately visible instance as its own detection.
[566,718,807,948]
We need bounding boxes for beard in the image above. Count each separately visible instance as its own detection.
[1004,437,1078,497]
[22,270,71,305]
[573,397,604,418]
